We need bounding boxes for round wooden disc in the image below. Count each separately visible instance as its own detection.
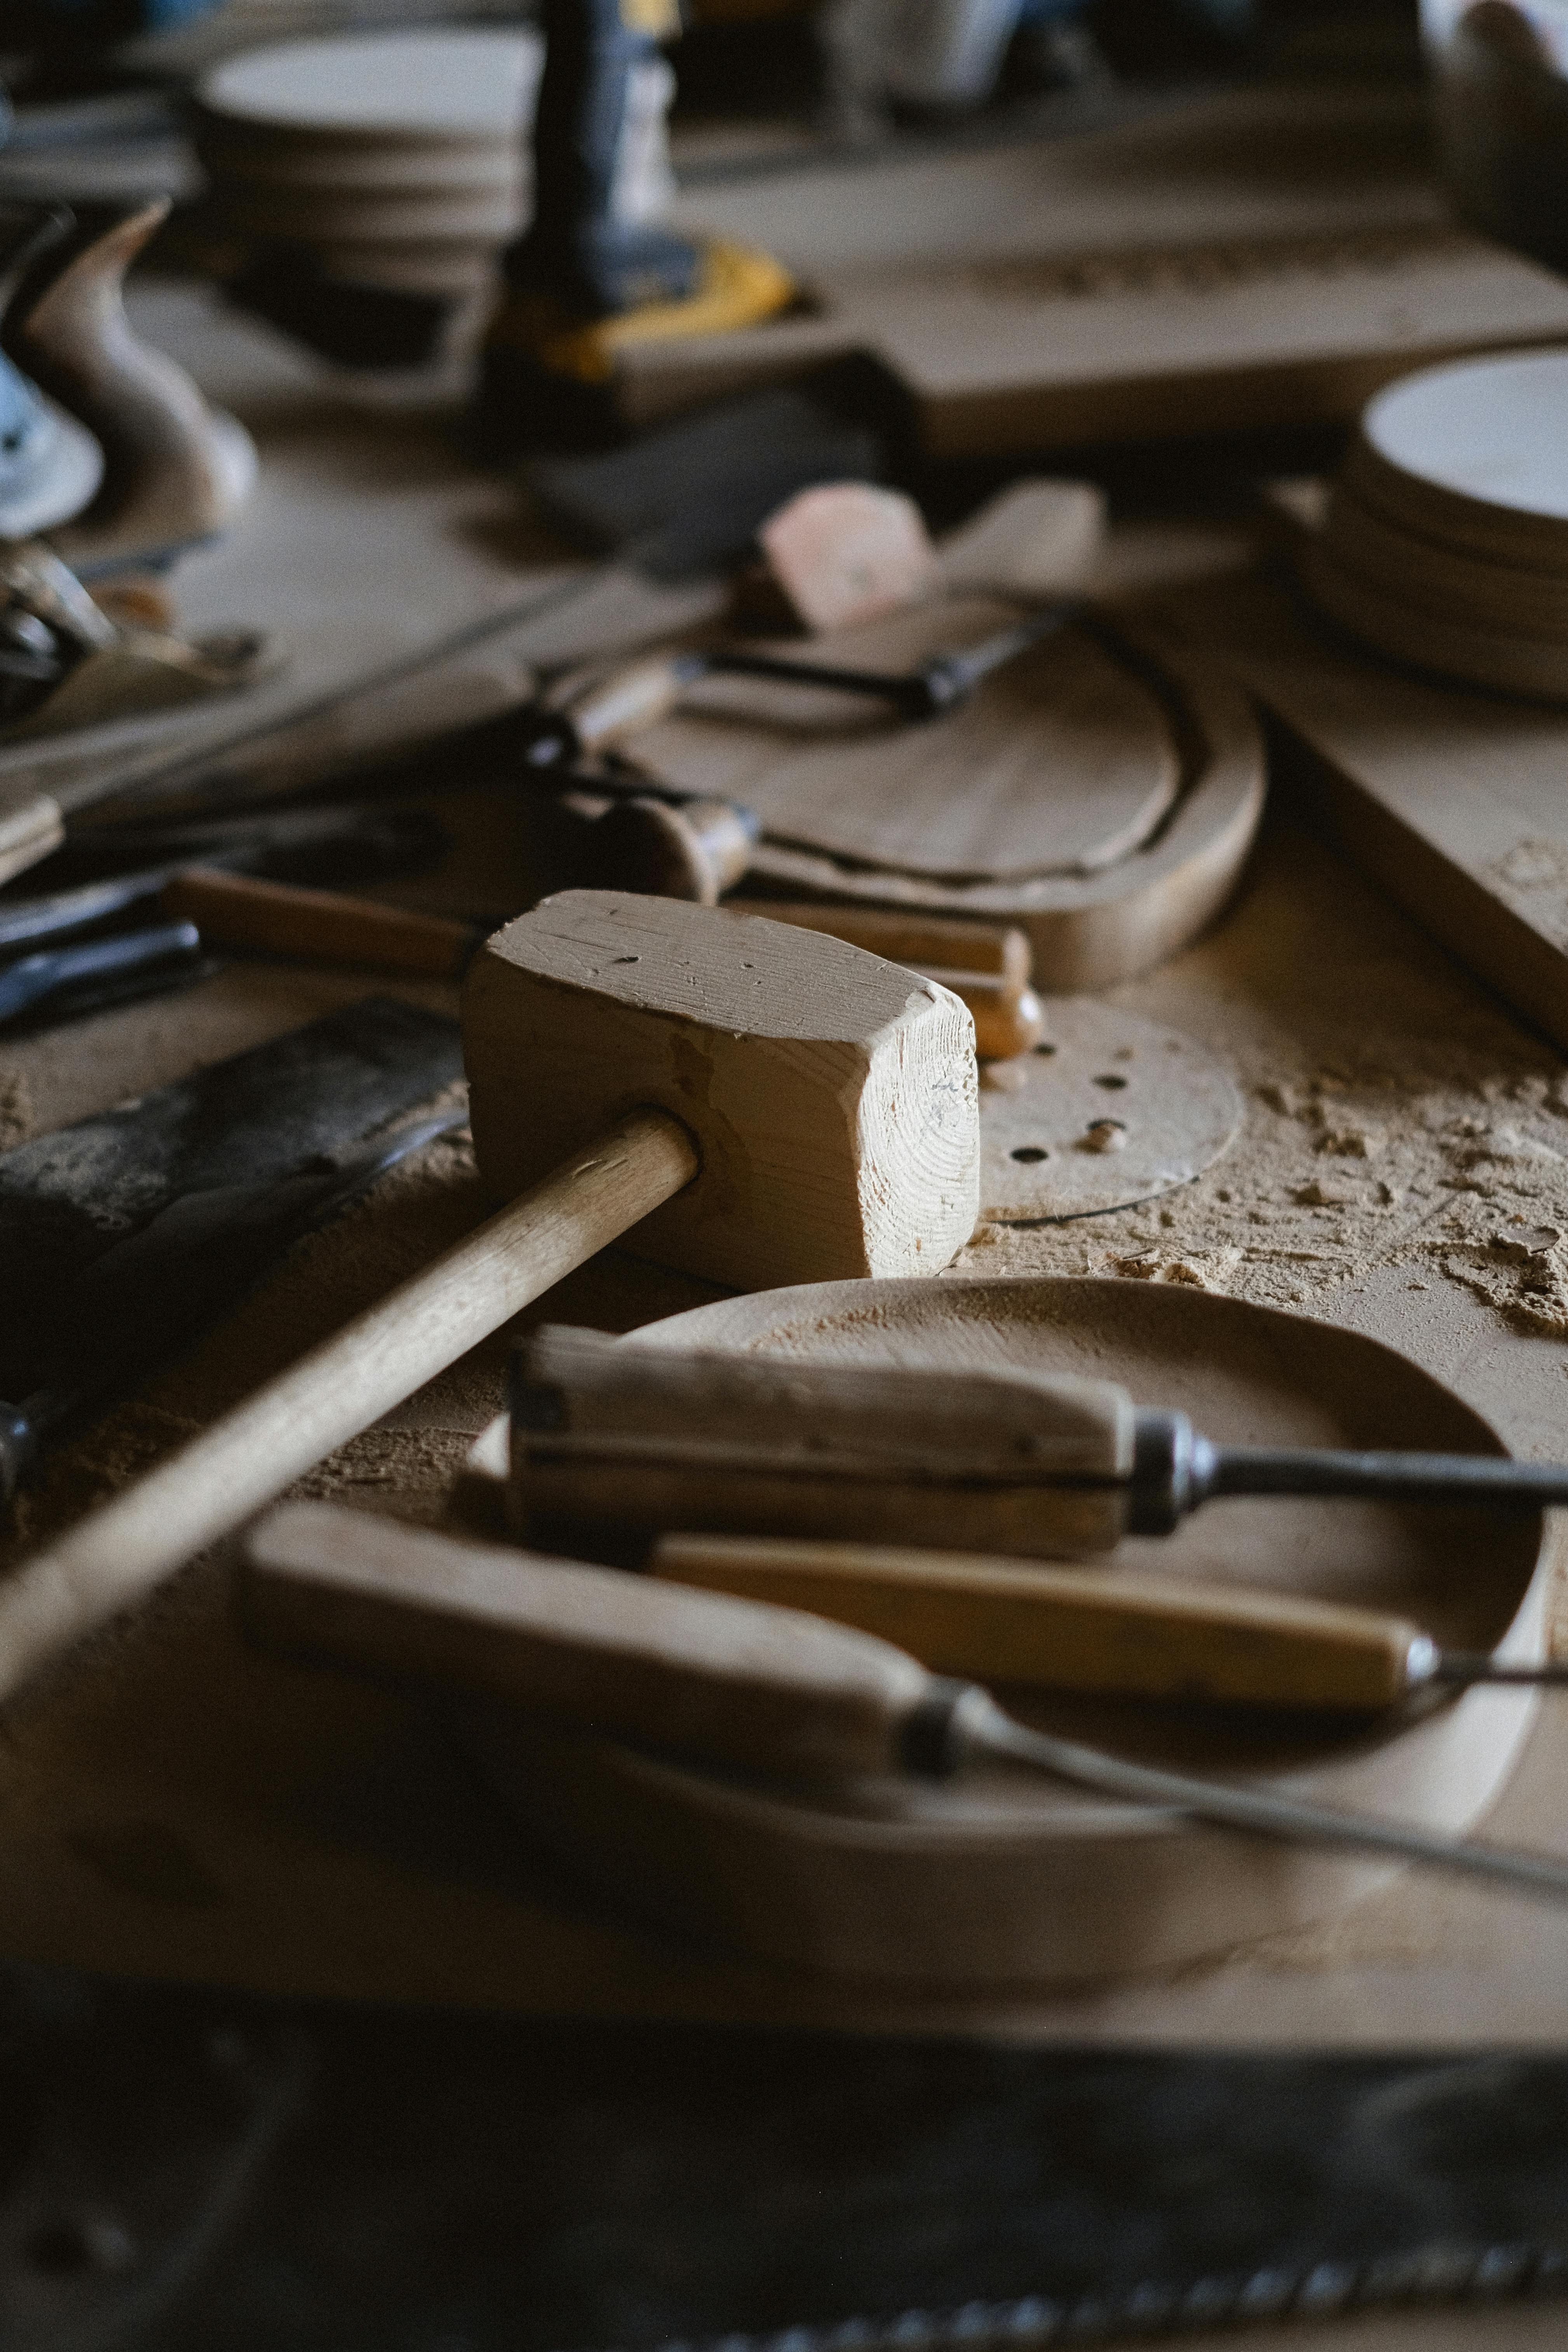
[198,31,543,142]
[728,613,1266,990]
[195,130,528,193]
[213,187,524,246]
[1300,535,1568,702]
[1348,349,1568,576]
[469,1278,1551,1988]
[979,999,1242,1223]
[1325,478,1568,642]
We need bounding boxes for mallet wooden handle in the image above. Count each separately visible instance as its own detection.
[0,1108,696,1706]
[652,1535,1425,1713]
[160,867,477,977]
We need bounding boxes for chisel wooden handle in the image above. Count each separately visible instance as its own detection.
[160,866,477,977]
[0,1108,696,1706]
[652,1535,1425,1713]
[242,1501,928,1778]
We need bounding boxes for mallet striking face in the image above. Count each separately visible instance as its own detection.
[0,894,978,1705]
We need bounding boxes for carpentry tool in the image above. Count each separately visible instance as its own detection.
[0,915,204,1031]
[0,994,465,1401]
[0,1109,464,1501]
[516,603,1080,771]
[509,1325,1568,1559]
[0,893,976,1705]
[650,1534,1568,1714]
[90,867,1043,1059]
[239,1500,1568,1906]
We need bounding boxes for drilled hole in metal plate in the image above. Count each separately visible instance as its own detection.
[1033,1042,1057,1056]
[1093,1073,1129,1089]
[1010,1146,1049,1164]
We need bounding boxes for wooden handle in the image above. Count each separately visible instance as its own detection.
[242,1503,930,1779]
[160,868,476,977]
[653,1534,1422,1712]
[0,793,65,887]
[565,657,692,750]
[729,901,1032,990]
[0,1108,697,1707]
[960,980,1044,1061]
[511,1325,1131,1560]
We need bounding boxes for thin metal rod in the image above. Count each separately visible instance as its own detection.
[1434,1654,1568,1686]
[709,604,1077,720]
[1207,1446,1568,1511]
[960,1690,1568,1903]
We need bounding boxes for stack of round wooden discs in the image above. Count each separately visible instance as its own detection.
[1302,346,1568,700]
[193,30,544,307]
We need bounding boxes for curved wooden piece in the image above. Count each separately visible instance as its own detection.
[12,202,258,569]
[467,1275,1554,1988]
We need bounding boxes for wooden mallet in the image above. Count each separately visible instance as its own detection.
[0,891,978,1704]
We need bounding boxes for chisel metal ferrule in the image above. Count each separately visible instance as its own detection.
[1127,1409,1218,1535]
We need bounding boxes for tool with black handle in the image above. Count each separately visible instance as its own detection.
[240,1502,1568,1907]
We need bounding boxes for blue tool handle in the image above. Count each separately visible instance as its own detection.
[0,919,200,1025]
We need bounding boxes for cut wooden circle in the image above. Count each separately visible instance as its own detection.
[641,612,1266,990]
[1325,478,1568,642]
[978,998,1242,1223]
[193,131,526,193]
[1347,347,1568,575]
[1300,535,1568,702]
[198,31,544,144]
[213,186,526,246]
[467,1277,1552,1988]
[635,597,1181,884]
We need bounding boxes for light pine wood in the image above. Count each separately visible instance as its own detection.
[242,1504,929,1781]
[457,1275,1551,1986]
[464,890,979,1288]
[610,86,1568,454]
[652,1535,1422,1713]
[725,903,1040,1058]
[629,595,1181,884]
[509,1323,1132,1559]
[0,895,981,1705]
[625,613,1266,988]
[160,867,475,976]
[0,1108,697,1708]
[1160,566,1568,1058]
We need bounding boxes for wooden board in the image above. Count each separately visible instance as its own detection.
[463,1275,1552,1988]
[1159,563,1568,1059]
[702,610,1265,988]
[606,85,1568,453]
[631,597,1180,882]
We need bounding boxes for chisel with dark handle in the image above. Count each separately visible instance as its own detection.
[239,1502,1568,1906]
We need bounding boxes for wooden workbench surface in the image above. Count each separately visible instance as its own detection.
[2,285,1567,2101]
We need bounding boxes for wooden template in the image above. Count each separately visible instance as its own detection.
[626,603,1265,988]
[462,1275,1552,1989]
[1162,563,1568,1059]
[602,84,1568,452]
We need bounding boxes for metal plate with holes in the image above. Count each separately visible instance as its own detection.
[978,998,1242,1224]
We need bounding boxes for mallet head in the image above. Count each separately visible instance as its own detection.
[462,890,979,1290]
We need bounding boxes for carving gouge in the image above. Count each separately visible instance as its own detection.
[509,603,1078,770]
[240,1503,1568,1907]
[511,1328,1568,1561]
[652,1535,1568,1714]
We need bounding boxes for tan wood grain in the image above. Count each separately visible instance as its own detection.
[160,867,476,976]
[242,1504,929,1781]
[464,890,980,1288]
[652,1534,1421,1713]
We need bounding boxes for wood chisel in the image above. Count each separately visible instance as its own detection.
[651,1534,1568,1715]
[511,1326,1568,1560]
[239,1501,1568,1907]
